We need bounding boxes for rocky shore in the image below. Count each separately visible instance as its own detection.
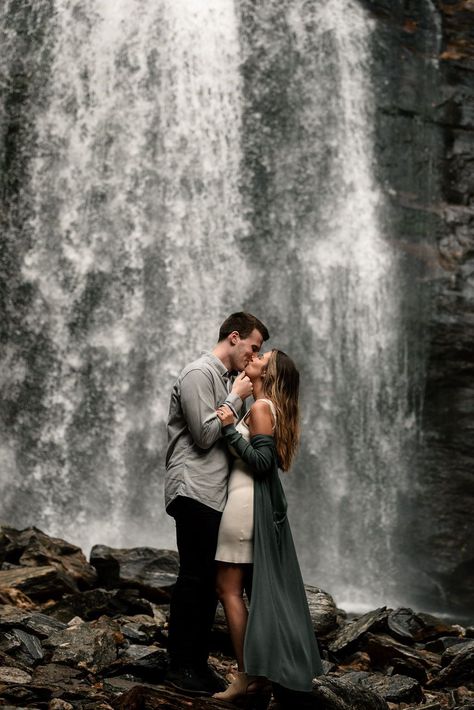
[0,526,473,709]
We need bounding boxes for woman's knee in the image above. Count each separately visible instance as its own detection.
[216,569,244,603]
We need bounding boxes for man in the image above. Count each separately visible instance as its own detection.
[164,312,270,695]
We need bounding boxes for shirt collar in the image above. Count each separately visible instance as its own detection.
[202,351,228,378]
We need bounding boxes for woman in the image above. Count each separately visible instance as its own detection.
[213,349,323,705]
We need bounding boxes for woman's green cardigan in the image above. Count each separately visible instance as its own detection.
[222,426,323,692]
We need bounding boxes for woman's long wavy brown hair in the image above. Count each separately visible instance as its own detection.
[262,349,300,471]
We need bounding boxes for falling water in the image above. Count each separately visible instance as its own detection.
[1,0,251,547]
[237,0,413,608]
[1,0,422,609]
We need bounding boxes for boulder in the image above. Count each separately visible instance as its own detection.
[44,587,154,623]
[305,586,338,636]
[311,675,389,709]
[0,628,44,667]
[105,646,168,681]
[118,614,160,645]
[48,700,74,710]
[337,650,372,672]
[441,638,474,667]
[0,565,78,600]
[90,546,178,602]
[43,617,122,673]
[343,670,423,704]
[328,607,389,654]
[0,610,67,638]
[386,608,424,641]
[0,587,35,610]
[363,632,441,670]
[111,683,231,709]
[414,613,461,642]
[32,663,85,689]
[0,526,97,589]
[0,667,32,684]
[425,636,467,653]
[429,646,474,687]
[388,656,428,684]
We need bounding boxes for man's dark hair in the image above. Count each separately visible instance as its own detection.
[218,312,270,342]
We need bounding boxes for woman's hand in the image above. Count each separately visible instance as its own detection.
[216,404,236,427]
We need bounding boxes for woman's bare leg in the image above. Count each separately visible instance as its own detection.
[216,562,250,671]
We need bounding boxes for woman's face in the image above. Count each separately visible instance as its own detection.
[244,350,272,381]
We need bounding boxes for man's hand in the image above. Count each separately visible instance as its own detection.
[216,404,236,427]
[231,371,253,400]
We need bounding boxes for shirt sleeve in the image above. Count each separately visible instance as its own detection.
[180,368,224,450]
[221,426,276,478]
[223,392,243,418]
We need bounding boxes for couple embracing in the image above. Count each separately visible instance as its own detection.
[164,312,323,705]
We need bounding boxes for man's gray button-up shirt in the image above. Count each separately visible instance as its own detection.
[165,352,243,512]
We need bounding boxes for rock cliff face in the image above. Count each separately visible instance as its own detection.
[361,0,474,614]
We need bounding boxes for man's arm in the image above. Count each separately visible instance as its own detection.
[180,369,241,450]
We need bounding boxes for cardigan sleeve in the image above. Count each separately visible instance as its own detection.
[221,426,276,479]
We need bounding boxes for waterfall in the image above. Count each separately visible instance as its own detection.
[1,0,419,610]
[1,0,251,547]
[237,0,412,609]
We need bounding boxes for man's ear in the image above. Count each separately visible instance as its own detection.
[229,331,240,346]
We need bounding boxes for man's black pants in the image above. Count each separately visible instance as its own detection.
[167,496,222,668]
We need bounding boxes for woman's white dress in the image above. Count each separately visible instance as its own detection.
[215,399,276,564]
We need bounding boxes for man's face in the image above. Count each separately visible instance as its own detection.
[231,328,264,371]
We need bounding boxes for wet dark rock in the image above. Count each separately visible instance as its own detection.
[328,607,388,653]
[386,608,425,641]
[17,612,67,639]
[109,676,387,709]
[48,700,74,710]
[90,546,178,603]
[33,668,113,707]
[425,636,467,653]
[0,667,33,684]
[0,526,97,589]
[44,587,154,623]
[0,587,35,610]
[321,659,337,674]
[343,670,423,704]
[311,675,389,709]
[110,683,228,709]
[0,682,53,705]
[32,662,84,689]
[0,529,471,709]
[337,650,372,672]
[414,613,461,642]
[0,628,22,655]
[441,638,474,666]
[363,632,441,670]
[0,649,31,674]
[429,645,474,687]
[105,646,168,681]
[0,627,44,667]
[31,662,106,706]
[305,586,338,636]
[43,617,122,673]
[0,607,67,637]
[388,657,428,684]
[0,565,78,600]
[118,614,160,645]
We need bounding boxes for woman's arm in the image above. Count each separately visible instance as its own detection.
[217,401,276,478]
[222,427,276,478]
